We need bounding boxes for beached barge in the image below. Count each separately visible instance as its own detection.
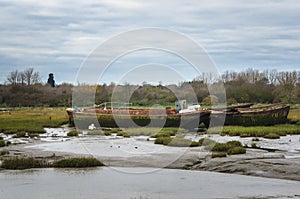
[67,103,290,129]
[211,103,290,126]
[67,103,211,129]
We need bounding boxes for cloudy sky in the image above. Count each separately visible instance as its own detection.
[0,0,300,84]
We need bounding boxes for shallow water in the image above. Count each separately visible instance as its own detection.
[0,167,300,199]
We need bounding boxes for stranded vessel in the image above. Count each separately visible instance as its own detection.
[67,102,290,129]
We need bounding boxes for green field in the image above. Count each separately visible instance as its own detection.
[0,108,69,134]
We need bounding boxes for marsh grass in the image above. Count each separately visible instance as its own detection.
[228,147,246,155]
[210,124,300,138]
[263,133,280,139]
[116,131,130,138]
[1,157,104,170]
[1,157,48,170]
[288,107,300,121]
[154,136,200,147]
[0,108,69,134]
[211,140,246,156]
[212,152,227,158]
[53,157,104,168]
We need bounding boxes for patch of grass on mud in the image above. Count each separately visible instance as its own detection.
[1,157,48,170]
[1,157,105,170]
[154,136,200,147]
[211,140,246,157]
[53,157,104,168]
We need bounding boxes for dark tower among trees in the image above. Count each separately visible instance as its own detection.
[47,73,55,87]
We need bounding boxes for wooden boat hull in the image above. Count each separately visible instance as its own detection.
[67,108,211,130]
[211,103,290,126]
[67,103,290,129]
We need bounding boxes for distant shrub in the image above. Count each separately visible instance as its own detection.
[227,98,237,105]
[212,152,227,158]
[53,157,104,168]
[228,147,246,155]
[263,133,280,139]
[1,157,48,170]
[67,130,78,137]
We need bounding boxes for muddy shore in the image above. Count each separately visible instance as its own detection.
[1,139,300,182]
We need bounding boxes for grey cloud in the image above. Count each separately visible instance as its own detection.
[0,0,299,84]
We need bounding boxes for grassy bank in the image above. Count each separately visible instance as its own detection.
[1,157,48,170]
[0,108,69,134]
[209,124,300,138]
[0,157,104,170]
[288,107,300,124]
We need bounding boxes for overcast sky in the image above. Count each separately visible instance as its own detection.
[0,0,299,84]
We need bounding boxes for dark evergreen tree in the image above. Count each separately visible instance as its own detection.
[47,73,55,87]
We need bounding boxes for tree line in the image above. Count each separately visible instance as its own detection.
[0,68,299,107]
[6,68,41,86]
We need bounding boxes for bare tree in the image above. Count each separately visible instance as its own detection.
[270,69,278,85]
[277,71,297,86]
[17,72,25,85]
[24,68,34,85]
[7,70,18,85]
[32,71,41,84]
[277,71,298,103]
